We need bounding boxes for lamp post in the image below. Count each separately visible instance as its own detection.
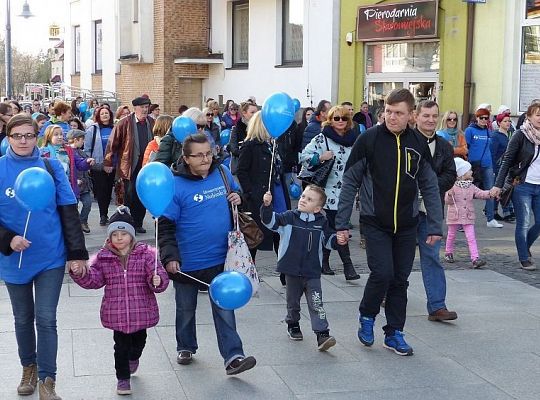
[4,0,33,100]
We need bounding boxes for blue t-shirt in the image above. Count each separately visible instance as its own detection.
[0,147,77,284]
[100,126,113,156]
[162,166,240,271]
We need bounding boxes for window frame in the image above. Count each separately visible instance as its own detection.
[74,25,81,74]
[94,20,103,74]
[281,0,303,66]
[231,0,249,69]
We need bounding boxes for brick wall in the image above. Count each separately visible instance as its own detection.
[71,75,80,89]
[91,74,102,92]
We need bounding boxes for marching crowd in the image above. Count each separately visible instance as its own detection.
[1,89,540,398]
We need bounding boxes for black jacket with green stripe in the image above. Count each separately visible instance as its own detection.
[335,124,442,236]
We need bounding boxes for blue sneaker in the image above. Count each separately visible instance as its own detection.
[358,315,375,346]
[383,330,413,356]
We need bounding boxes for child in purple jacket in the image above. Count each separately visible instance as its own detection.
[70,206,169,395]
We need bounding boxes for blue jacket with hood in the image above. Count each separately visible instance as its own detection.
[465,123,492,168]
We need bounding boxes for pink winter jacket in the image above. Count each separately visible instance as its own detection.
[445,183,491,225]
[71,242,169,334]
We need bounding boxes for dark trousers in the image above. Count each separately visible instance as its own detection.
[123,164,146,227]
[249,232,280,260]
[113,329,147,380]
[90,169,115,218]
[323,209,352,265]
[360,223,417,335]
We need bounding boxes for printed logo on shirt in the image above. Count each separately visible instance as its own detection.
[193,194,204,203]
[5,187,15,198]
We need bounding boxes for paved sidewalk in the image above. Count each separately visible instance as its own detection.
[0,203,539,399]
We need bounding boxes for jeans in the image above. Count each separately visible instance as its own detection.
[284,275,329,333]
[360,223,417,335]
[173,278,245,367]
[78,191,92,223]
[417,213,447,314]
[113,329,147,379]
[482,166,495,221]
[5,267,64,381]
[512,182,540,261]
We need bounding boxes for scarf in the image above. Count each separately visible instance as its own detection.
[362,111,373,128]
[442,128,458,147]
[455,179,473,189]
[322,125,359,147]
[521,119,540,146]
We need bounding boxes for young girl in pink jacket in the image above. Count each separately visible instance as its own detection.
[70,206,169,395]
[444,158,493,268]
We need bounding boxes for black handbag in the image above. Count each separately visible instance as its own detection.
[500,177,520,208]
[298,135,335,187]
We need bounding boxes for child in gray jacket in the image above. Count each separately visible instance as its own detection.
[261,185,338,351]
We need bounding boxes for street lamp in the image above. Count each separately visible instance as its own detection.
[4,0,33,100]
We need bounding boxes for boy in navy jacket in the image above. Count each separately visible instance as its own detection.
[261,185,338,351]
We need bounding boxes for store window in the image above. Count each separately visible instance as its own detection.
[232,1,249,67]
[94,20,103,73]
[526,0,540,19]
[282,0,303,65]
[366,42,440,74]
[520,2,540,110]
[74,25,80,73]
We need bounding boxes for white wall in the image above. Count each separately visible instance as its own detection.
[204,0,339,108]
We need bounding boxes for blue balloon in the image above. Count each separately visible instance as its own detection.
[209,271,252,310]
[14,167,55,211]
[289,182,302,200]
[292,98,301,113]
[79,101,88,114]
[261,92,295,139]
[220,129,231,145]
[172,116,197,144]
[135,162,175,217]
[1,137,9,155]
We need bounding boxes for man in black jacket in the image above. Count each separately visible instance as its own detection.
[414,100,458,322]
[335,89,443,356]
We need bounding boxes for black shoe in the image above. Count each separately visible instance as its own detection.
[321,264,335,275]
[225,356,256,375]
[287,324,303,340]
[494,213,503,221]
[176,350,193,365]
[135,227,147,234]
[99,216,109,226]
[321,250,334,275]
[279,273,286,286]
[344,263,360,281]
[316,331,336,351]
[81,222,90,234]
[503,215,516,222]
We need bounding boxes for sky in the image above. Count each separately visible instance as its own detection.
[1,0,67,56]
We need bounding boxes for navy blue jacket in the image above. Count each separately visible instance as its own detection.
[490,130,509,174]
[261,204,336,278]
[301,115,322,150]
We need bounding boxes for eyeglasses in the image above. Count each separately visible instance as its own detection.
[197,124,206,130]
[447,118,457,122]
[479,116,489,121]
[10,133,37,140]
[206,113,213,117]
[186,152,213,160]
[230,108,238,111]
[333,116,349,122]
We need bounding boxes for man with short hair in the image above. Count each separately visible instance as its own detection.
[104,96,155,233]
[341,101,354,117]
[336,89,443,356]
[414,100,458,322]
[301,100,331,150]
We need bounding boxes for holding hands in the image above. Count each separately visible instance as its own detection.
[336,230,349,245]
[263,191,272,206]
[69,260,88,278]
[86,158,96,166]
[489,187,501,199]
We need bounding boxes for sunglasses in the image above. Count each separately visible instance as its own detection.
[197,124,206,130]
[333,116,349,122]
[206,113,213,117]
[447,118,457,122]
[479,116,489,121]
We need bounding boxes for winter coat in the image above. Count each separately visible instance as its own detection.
[445,183,491,225]
[74,148,92,194]
[154,132,182,168]
[301,115,322,150]
[142,138,160,166]
[222,112,240,130]
[104,113,154,180]
[204,122,221,148]
[465,123,492,168]
[490,130,510,174]
[228,119,248,174]
[237,139,291,251]
[71,242,169,334]
[495,129,540,188]
[261,204,336,278]
[276,121,300,173]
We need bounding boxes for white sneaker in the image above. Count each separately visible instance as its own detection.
[486,219,503,228]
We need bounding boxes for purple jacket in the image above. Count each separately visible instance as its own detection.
[445,183,491,225]
[41,144,90,198]
[71,242,169,334]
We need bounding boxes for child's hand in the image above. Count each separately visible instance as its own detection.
[70,261,83,277]
[86,158,96,166]
[152,274,161,287]
[337,230,349,245]
[263,191,272,206]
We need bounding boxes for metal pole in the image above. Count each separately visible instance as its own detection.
[5,0,12,99]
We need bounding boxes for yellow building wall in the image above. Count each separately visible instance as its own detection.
[338,0,469,114]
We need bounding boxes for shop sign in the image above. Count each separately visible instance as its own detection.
[356,0,438,42]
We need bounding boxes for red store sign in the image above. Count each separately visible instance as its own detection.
[356,0,438,42]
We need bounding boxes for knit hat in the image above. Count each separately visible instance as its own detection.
[476,103,491,112]
[107,206,136,239]
[475,108,490,118]
[132,96,152,107]
[66,129,85,140]
[454,157,471,178]
[496,112,510,124]
[497,105,510,115]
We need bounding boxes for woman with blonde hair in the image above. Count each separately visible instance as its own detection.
[237,111,291,261]
[143,115,173,165]
[300,105,360,280]
[207,100,223,130]
[436,110,468,159]
[202,106,221,151]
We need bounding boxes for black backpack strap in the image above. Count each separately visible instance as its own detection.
[42,157,55,179]
[89,125,98,156]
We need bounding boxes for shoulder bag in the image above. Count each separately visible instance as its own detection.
[298,135,335,188]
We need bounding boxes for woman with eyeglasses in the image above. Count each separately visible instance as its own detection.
[222,103,240,130]
[207,100,223,131]
[465,107,501,228]
[0,115,88,399]
[300,105,361,280]
[202,106,221,153]
[436,111,468,160]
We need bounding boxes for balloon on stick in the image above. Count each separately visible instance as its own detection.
[172,116,197,144]
[79,102,88,114]
[1,137,9,155]
[220,129,231,145]
[289,182,302,200]
[261,92,295,139]
[292,98,301,113]
[209,271,252,310]
[135,162,175,218]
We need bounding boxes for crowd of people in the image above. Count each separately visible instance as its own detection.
[1,90,540,398]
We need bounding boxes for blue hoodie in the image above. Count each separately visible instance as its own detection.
[0,147,76,284]
[465,123,492,168]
